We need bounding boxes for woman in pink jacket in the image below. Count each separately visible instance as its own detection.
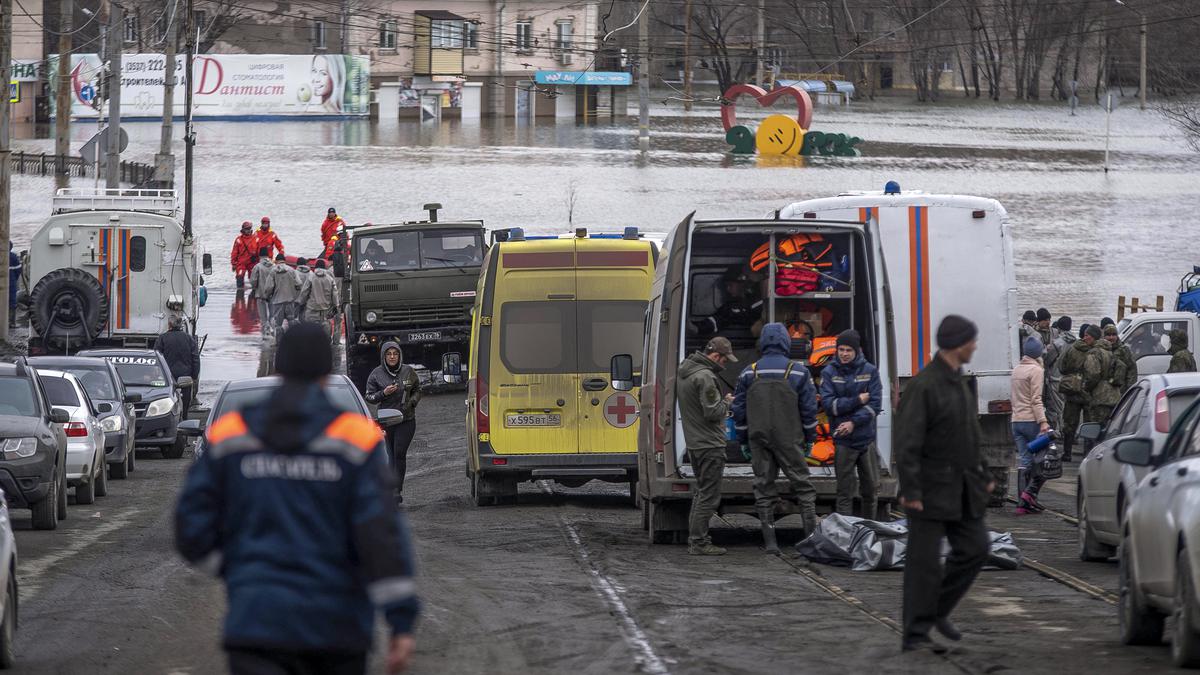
[1011,336,1052,514]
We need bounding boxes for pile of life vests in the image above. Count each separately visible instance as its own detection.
[749,233,849,296]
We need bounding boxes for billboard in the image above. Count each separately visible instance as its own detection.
[52,53,371,118]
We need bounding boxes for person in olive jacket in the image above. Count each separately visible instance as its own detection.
[365,341,422,503]
[896,315,992,655]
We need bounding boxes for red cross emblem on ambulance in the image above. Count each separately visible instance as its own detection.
[603,392,639,429]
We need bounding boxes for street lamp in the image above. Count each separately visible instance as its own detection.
[1115,0,1147,110]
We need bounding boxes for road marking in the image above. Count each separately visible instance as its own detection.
[17,508,139,601]
[537,481,668,674]
[561,521,670,675]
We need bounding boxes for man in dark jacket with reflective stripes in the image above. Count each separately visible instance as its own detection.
[732,322,820,553]
[175,324,419,674]
[819,329,883,518]
[896,315,991,655]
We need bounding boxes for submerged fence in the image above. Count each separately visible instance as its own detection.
[9,151,157,186]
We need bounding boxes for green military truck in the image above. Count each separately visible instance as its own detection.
[334,205,484,392]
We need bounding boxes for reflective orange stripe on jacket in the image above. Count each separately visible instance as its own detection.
[324,412,383,452]
[206,411,249,445]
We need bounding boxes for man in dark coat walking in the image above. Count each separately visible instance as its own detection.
[896,315,992,654]
[155,314,200,412]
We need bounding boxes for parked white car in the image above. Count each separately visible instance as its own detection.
[1115,396,1200,667]
[35,371,108,505]
[1076,374,1200,561]
[0,488,17,668]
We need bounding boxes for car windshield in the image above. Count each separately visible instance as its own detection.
[0,377,38,417]
[109,360,169,388]
[214,383,364,418]
[62,367,117,400]
[41,376,81,408]
[355,229,483,272]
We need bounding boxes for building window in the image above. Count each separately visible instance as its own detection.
[431,19,463,48]
[862,11,874,32]
[312,20,327,50]
[515,20,533,52]
[465,22,478,50]
[123,15,139,43]
[556,20,573,50]
[379,19,397,49]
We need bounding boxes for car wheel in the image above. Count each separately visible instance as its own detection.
[55,469,67,521]
[30,470,58,531]
[127,446,136,473]
[162,435,186,460]
[1119,535,1166,645]
[471,472,494,507]
[0,573,16,669]
[75,474,95,506]
[94,460,108,498]
[1173,549,1200,667]
[109,454,128,480]
[1079,498,1114,562]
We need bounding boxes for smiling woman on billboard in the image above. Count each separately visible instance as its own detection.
[306,54,346,113]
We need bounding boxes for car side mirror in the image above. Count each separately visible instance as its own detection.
[441,352,464,384]
[202,253,213,276]
[375,408,405,427]
[50,408,70,424]
[1113,437,1154,467]
[124,393,142,403]
[177,419,205,437]
[1076,422,1102,442]
[176,376,194,389]
[96,402,113,414]
[611,354,634,392]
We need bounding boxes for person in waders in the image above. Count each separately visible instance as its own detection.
[731,322,820,554]
[364,342,422,503]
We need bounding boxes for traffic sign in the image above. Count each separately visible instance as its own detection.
[79,84,95,103]
[79,127,129,167]
[603,392,639,428]
[7,81,16,104]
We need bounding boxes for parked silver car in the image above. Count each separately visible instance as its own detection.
[1076,374,1200,561]
[1114,396,1200,667]
[0,488,18,668]
[36,371,108,506]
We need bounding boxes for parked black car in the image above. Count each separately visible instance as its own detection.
[78,349,192,459]
[0,359,69,529]
[27,356,141,478]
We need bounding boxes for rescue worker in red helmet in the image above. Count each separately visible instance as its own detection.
[230,221,258,289]
[321,207,345,252]
[255,217,285,260]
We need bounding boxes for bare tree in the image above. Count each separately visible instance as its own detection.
[655,1,753,94]
[889,0,954,102]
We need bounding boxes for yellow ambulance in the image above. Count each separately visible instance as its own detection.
[465,228,656,506]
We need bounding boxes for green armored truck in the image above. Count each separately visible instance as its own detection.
[335,205,484,393]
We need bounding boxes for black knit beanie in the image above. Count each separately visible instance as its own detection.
[1079,323,1091,338]
[275,323,333,380]
[1055,316,1072,332]
[1022,310,1037,323]
[1036,308,1051,322]
[836,329,861,354]
[936,315,978,350]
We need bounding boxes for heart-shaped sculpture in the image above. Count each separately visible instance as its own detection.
[720,84,814,133]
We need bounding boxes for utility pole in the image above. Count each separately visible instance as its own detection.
[0,0,12,339]
[155,0,176,187]
[1138,15,1147,110]
[55,0,72,185]
[637,0,649,151]
[105,1,123,190]
[184,0,195,239]
[340,0,349,53]
[755,0,765,87]
[683,0,692,111]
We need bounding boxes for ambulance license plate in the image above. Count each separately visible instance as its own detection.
[407,331,442,342]
[505,413,562,427]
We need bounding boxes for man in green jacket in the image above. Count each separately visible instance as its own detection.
[1169,329,1197,373]
[896,315,992,654]
[1057,324,1097,462]
[677,337,738,556]
[1085,333,1120,425]
[1104,325,1137,392]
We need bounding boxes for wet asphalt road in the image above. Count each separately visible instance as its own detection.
[4,389,1192,675]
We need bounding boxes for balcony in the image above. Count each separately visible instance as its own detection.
[414,10,465,77]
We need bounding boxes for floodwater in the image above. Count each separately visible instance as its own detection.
[8,96,1200,380]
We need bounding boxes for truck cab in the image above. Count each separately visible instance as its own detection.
[1118,311,1200,376]
[25,188,209,355]
[337,206,485,391]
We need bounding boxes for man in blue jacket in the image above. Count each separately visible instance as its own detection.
[175,324,419,674]
[732,322,820,554]
[820,329,883,518]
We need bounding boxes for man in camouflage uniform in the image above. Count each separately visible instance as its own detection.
[1058,324,1099,462]
[1035,308,1054,345]
[1043,316,1074,435]
[1104,325,1137,392]
[1085,331,1121,425]
[1169,330,1198,373]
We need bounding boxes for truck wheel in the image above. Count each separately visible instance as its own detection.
[648,500,688,545]
[1173,549,1200,667]
[641,497,650,531]
[30,470,58,530]
[75,476,95,506]
[29,268,109,351]
[94,460,108,497]
[626,480,639,508]
[163,434,187,460]
[55,470,67,521]
[472,472,494,507]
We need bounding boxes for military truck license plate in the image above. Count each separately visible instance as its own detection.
[505,413,562,427]
[407,331,442,342]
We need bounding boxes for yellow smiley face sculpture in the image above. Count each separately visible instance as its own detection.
[755,114,805,156]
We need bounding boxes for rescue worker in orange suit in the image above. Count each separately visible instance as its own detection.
[321,207,346,252]
[230,221,258,289]
[255,217,285,260]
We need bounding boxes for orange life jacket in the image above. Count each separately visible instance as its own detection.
[750,233,833,272]
[810,336,837,367]
[807,412,836,466]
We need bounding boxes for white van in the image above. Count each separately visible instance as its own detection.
[637,188,1016,544]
